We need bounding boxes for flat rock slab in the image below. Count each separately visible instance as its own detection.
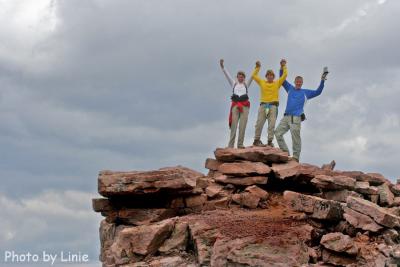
[354,181,379,195]
[98,166,203,197]
[217,161,271,176]
[204,158,222,171]
[92,198,114,212]
[320,232,358,255]
[283,191,343,220]
[311,175,356,190]
[343,207,383,232]
[214,174,268,186]
[324,190,362,203]
[271,161,300,179]
[214,146,289,164]
[272,162,334,182]
[106,208,177,226]
[340,171,389,186]
[346,196,400,228]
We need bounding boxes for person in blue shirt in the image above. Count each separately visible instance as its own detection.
[275,68,329,162]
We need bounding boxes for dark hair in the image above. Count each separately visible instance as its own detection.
[295,76,303,80]
[237,71,246,78]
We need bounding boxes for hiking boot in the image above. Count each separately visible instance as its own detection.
[267,141,274,147]
[253,139,265,147]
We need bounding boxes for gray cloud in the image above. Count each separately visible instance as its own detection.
[0,190,100,265]
[1,0,399,265]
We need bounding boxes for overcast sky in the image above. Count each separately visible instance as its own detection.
[1,0,399,265]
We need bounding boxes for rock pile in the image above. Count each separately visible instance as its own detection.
[93,146,400,266]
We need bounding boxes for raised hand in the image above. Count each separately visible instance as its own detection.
[280,59,287,68]
[322,66,329,80]
[220,59,224,69]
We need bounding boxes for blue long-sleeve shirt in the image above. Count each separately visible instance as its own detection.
[279,70,325,116]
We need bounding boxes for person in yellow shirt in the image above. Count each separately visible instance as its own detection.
[252,59,287,146]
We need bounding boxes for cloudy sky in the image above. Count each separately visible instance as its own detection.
[0,0,399,265]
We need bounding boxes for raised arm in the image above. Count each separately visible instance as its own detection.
[277,59,288,87]
[303,80,325,99]
[251,61,262,85]
[220,59,234,87]
[246,75,254,88]
[279,67,292,93]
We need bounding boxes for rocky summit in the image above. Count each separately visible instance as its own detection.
[92,146,400,267]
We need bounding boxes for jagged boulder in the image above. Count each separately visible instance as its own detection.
[321,160,336,170]
[391,184,400,196]
[245,185,269,200]
[283,191,343,220]
[188,221,220,265]
[343,207,383,232]
[109,219,176,265]
[378,183,395,206]
[158,221,189,253]
[346,196,400,228]
[205,183,224,198]
[232,192,260,209]
[320,232,358,255]
[321,249,357,266]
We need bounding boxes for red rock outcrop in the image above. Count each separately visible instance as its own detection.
[93,146,400,266]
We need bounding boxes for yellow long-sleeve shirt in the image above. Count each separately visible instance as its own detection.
[252,66,287,103]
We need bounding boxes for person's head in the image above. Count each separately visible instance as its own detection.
[294,76,303,89]
[265,70,275,82]
[237,71,246,83]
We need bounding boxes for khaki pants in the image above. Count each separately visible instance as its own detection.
[254,104,278,143]
[229,106,249,148]
[275,115,302,160]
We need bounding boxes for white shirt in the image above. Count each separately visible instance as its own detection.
[222,67,253,96]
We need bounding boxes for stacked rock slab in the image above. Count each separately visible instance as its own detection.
[93,146,400,267]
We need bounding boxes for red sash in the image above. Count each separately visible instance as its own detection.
[229,100,250,128]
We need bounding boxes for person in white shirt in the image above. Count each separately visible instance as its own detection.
[220,59,253,148]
